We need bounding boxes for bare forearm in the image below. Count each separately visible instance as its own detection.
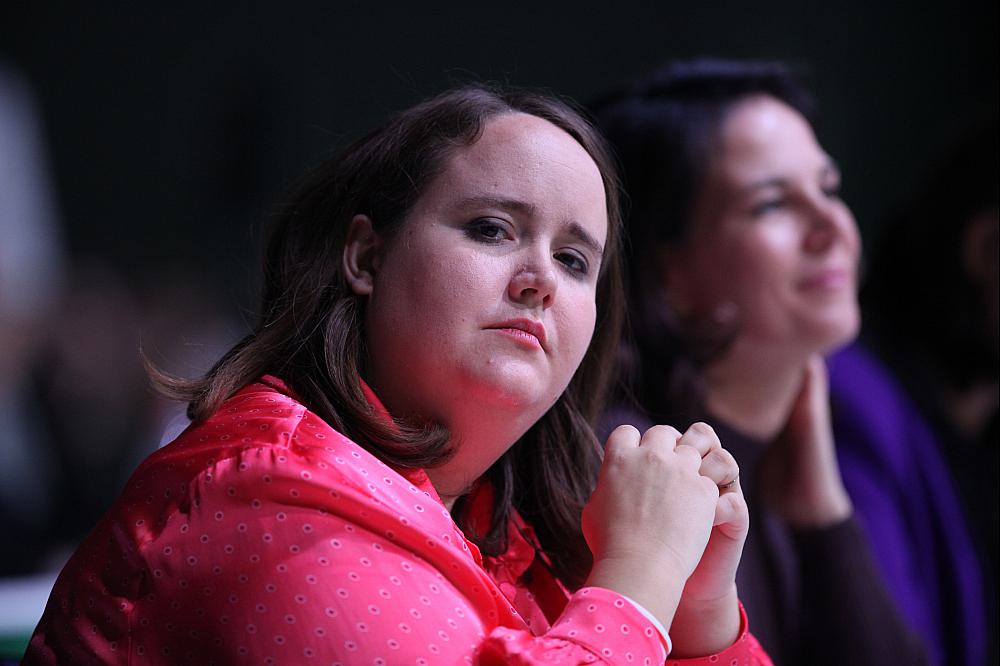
[586,552,686,631]
[669,585,740,657]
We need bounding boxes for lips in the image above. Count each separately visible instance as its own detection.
[798,267,852,291]
[485,318,548,351]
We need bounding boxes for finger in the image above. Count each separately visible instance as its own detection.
[718,472,742,495]
[604,424,641,459]
[638,424,682,449]
[714,488,749,534]
[719,476,740,491]
[673,442,705,470]
[699,448,740,487]
[804,355,831,416]
[805,354,828,387]
[677,421,720,458]
[794,355,829,416]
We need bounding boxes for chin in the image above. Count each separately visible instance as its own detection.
[459,361,560,413]
[811,306,861,355]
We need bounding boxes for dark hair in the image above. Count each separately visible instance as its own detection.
[863,116,999,390]
[152,84,625,587]
[591,59,817,424]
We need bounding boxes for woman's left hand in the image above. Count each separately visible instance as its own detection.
[759,354,853,528]
[668,421,749,658]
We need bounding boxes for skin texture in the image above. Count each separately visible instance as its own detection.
[668,94,859,526]
[670,95,860,361]
[344,112,607,504]
[343,112,750,654]
[758,355,853,527]
[584,422,746,657]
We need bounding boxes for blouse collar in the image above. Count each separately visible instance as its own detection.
[356,377,448,508]
[358,377,538,580]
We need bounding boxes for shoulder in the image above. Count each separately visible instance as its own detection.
[139,378,431,509]
[147,378,362,479]
[828,343,904,413]
[828,344,939,465]
[73,378,455,568]
[70,377,462,580]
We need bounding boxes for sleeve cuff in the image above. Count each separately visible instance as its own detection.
[547,586,666,663]
[618,591,672,658]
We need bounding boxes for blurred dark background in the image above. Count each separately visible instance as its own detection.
[2,2,997,305]
[0,0,996,650]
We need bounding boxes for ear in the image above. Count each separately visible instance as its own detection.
[342,214,383,296]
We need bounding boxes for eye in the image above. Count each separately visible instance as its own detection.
[750,198,786,217]
[822,181,842,199]
[820,161,843,199]
[555,250,590,277]
[464,218,511,243]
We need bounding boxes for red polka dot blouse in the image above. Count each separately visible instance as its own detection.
[25,377,771,665]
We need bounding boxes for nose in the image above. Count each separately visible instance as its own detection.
[508,261,558,309]
[803,197,857,255]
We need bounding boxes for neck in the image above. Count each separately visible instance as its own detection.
[704,340,805,441]
[423,401,540,511]
[363,376,543,511]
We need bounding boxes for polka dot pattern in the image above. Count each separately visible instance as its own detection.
[25,376,770,665]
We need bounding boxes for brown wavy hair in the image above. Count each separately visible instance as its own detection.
[151,84,625,588]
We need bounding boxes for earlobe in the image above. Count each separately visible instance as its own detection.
[342,214,382,296]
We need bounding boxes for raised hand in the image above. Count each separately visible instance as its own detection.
[759,354,853,527]
[669,422,747,657]
[582,423,731,650]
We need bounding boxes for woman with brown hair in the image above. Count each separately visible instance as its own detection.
[25,85,769,664]
[593,61,928,664]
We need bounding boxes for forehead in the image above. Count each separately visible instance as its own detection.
[421,112,609,241]
[711,95,827,182]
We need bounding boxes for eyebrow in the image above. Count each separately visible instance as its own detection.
[741,160,842,194]
[456,195,606,256]
[566,222,606,257]
[742,176,789,194]
[457,195,536,216]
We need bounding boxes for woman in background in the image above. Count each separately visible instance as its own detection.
[593,60,926,664]
[26,84,769,664]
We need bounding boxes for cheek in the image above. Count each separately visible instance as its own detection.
[376,248,487,329]
[747,221,800,265]
[711,232,796,302]
[555,293,597,366]
[697,234,799,338]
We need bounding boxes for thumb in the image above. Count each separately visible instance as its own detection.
[786,355,829,434]
[713,483,748,532]
[713,493,749,540]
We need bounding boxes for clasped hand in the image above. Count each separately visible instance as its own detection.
[583,422,748,657]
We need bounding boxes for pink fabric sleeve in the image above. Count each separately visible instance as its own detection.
[478,586,663,664]
[25,384,772,665]
[138,439,762,663]
[126,432,667,664]
[143,424,769,664]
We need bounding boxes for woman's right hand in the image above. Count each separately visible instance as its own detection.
[582,424,720,634]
